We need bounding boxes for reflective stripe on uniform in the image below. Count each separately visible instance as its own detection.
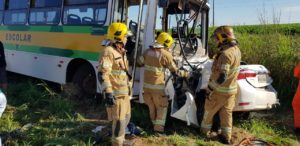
[143,83,165,90]
[111,70,127,75]
[138,56,144,65]
[152,120,157,125]
[221,64,230,72]
[101,58,112,69]
[221,127,232,133]
[201,123,212,129]
[113,90,129,96]
[144,65,165,73]
[229,67,239,74]
[167,62,177,71]
[208,81,237,93]
[102,81,112,89]
[155,119,166,126]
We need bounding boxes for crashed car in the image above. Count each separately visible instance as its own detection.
[126,0,279,126]
[166,48,279,126]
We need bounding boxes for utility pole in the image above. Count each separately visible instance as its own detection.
[212,0,215,27]
[168,16,171,32]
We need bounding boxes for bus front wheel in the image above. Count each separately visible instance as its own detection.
[71,64,96,98]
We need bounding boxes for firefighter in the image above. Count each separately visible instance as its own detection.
[98,22,131,146]
[293,62,300,139]
[138,32,188,134]
[200,26,241,144]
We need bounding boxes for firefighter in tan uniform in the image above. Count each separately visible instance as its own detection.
[98,22,131,146]
[200,26,241,144]
[138,32,188,134]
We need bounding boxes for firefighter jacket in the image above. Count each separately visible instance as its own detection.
[139,48,178,93]
[208,45,241,95]
[98,46,130,97]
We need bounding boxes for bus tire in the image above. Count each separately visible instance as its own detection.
[72,64,96,99]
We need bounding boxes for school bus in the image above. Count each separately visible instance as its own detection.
[0,0,127,97]
[0,0,209,99]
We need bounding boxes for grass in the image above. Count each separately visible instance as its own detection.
[1,72,299,146]
[237,117,298,145]
[0,78,107,145]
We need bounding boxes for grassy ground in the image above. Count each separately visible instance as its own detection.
[1,76,299,145]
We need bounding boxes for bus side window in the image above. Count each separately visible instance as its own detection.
[29,0,62,25]
[63,0,108,25]
[0,0,4,24]
[3,0,28,25]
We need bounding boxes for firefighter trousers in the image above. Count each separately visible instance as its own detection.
[106,95,131,146]
[293,82,300,129]
[200,92,236,140]
[144,91,169,132]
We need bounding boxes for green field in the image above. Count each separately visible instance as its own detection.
[1,24,300,145]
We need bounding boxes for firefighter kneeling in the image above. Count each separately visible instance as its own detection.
[200,26,241,144]
[138,32,189,134]
[98,22,131,146]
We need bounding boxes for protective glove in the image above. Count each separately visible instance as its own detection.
[177,69,190,78]
[105,93,116,107]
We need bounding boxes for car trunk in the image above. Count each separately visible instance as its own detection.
[238,65,273,88]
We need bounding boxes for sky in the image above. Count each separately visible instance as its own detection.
[128,0,300,28]
[211,0,300,26]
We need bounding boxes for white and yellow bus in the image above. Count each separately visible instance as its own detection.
[0,0,209,99]
[0,0,131,97]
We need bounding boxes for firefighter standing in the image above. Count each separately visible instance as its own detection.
[293,62,300,139]
[200,26,241,144]
[98,22,131,146]
[138,32,188,134]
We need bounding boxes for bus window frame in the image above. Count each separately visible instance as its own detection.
[0,0,3,24]
[111,0,127,23]
[62,1,108,26]
[29,7,61,25]
[28,0,63,25]
[4,9,28,25]
[3,0,29,25]
[0,10,3,25]
[33,0,63,8]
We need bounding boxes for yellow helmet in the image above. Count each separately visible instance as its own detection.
[107,22,128,43]
[212,25,236,46]
[153,32,173,48]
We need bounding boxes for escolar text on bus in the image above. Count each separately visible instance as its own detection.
[5,33,32,42]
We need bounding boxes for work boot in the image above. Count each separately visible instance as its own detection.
[218,134,231,145]
[123,139,133,146]
[206,131,219,139]
[295,128,300,140]
[154,131,166,136]
[295,128,300,134]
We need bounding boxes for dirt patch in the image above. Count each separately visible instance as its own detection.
[128,127,253,146]
[231,127,253,145]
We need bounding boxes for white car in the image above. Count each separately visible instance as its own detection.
[167,58,279,126]
[234,64,279,112]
